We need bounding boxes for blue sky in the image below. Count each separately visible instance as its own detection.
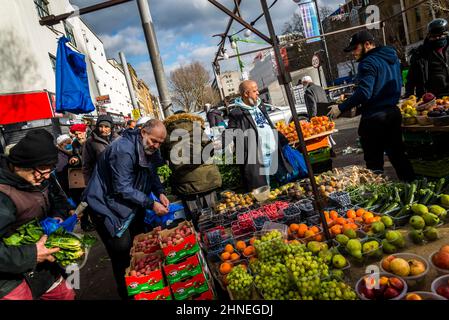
[69,0,342,92]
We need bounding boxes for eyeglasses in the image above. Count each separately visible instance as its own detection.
[34,167,56,176]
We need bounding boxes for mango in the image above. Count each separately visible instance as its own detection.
[423,226,439,241]
[381,215,394,228]
[411,204,429,216]
[409,215,425,230]
[423,213,440,226]
[371,221,385,234]
[382,239,397,254]
[441,194,449,208]
[409,229,425,244]
[429,205,446,216]
[335,234,349,246]
[343,228,357,239]
[346,239,362,252]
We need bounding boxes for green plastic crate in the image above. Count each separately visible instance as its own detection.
[308,147,331,164]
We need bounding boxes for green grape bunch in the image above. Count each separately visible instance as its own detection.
[227,265,253,300]
[318,280,358,300]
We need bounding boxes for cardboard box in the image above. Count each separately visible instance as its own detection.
[192,288,215,300]
[170,272,209,300]
[131,229,161,256]
[159,221,200,265]
[163,254,203,285]
[134,287,172,300]
[125,252,165,296]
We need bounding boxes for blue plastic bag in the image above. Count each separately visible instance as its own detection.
[282,145,308,181]
[144,193,185,229]
[55,37,95,114]
[40,214,78,235]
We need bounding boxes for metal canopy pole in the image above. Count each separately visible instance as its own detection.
[259,0,331,242]
[119,52,140,113]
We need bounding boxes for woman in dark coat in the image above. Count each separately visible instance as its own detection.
[82,115,119,183]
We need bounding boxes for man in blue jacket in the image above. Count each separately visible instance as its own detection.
[328,30,415,181]
[84,119,169,299]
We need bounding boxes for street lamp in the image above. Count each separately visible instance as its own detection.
[244,29,252,37]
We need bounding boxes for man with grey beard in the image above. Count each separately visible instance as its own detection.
[83,119,169,299]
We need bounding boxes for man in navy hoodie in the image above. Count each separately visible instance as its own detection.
[328,30,415,181]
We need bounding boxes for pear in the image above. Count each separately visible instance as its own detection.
[409,215,425,230]
[409,229,425,244]
[335,234,349,246]
[382,239,397,254]
[381,216,394,228]
[423,226,439,241]
[423,213,440,226]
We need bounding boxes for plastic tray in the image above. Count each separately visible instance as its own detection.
[431,275,449,300]
[355,272,408,300]
[380,253,429,290]
[429,251,449,276]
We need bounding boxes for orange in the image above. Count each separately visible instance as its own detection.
[219,262,232,275]
[346,218,355,223]
[290,223,300,233]
[342,224,352,233]
[310,226,320,234]
[325,217,333,225]
[330,225,342,235]
[355,217,364,223]
[373,216,381,222]
[287,228,293,237]
[304,230,316,239]
[324,211,330,219]
[314,234,323,242]
[350,223,359,230]
[356,208,365,217]
[224,244,234,253]
[243,246,255,256]
[336,217,346,225]
[230,253,240,262]
[330,210,339,220]
[297,224,309,237]
[363,211,374,220]
[249,237,256,246]
[347,210,356,219]
[221,252,231,261]
[365,217,375,224]
[236,241,247,251]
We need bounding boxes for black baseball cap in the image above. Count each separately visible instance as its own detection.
[344,30,375,52]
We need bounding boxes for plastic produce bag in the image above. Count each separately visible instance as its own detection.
[145,193,185,229]
[40,214,78,236]
[282,145,308,179]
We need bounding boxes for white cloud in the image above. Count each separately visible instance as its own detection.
[100,27,147,57]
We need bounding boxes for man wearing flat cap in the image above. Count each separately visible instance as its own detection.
[0,129,75,300]
[327,30,415,181]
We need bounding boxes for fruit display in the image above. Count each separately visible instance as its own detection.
[132,230,161,255]
[227,265,253,300]
[268,183,305,201]
[381,255,427,278]
[318,280,357,300]
[381,230,406,253]
[215,192,255,214]
[357,274,406,300]
[254,261,300,300]
[160,224,194,248]
[129,254,162,277]
[431,245,449,271]
[275,116,335,142]
[342,238,383,262]
[288,223,322,242]
[434,277,449,299]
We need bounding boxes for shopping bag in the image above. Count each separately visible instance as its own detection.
[40,214,78,236]
[281,145,308,180]
[145,193,185,229]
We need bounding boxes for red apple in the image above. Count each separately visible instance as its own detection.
[436,285,449,299]
[389,277,404,292]
[384,287,400,299]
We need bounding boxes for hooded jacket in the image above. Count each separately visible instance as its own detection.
[162,113,222,196]
[0,156,70,298]
[82,115,119,183]
[83,129,164,237]
[338,46,402,117]
[406,39,449,98]
[207,109,225,127]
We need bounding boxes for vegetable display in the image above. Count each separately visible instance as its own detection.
[3,219,96,267]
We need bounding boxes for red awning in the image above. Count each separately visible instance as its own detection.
[0,91,55,125]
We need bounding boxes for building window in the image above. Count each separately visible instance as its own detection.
[49,54,56,74]
[34,0,50,19]
[63,21,77,48]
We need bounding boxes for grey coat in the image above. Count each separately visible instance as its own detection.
[304,83,329,118]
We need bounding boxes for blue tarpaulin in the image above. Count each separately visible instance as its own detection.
[55,36,95,114]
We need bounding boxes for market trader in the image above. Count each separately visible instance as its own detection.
[328,30,415,181]
[83,119,169,299]
[0,129,75,300]
[406,18,449,98]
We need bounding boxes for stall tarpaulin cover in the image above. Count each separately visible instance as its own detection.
[0,91,54,125]
[56,36,95,114]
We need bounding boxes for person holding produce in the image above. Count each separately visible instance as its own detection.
[162,111,222,226]
[327,30,415,182]
[84,119,169,299]
[82,114,119,183]
[224,80,291,191]
[406,18,449,98]
[0,129,75,300]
